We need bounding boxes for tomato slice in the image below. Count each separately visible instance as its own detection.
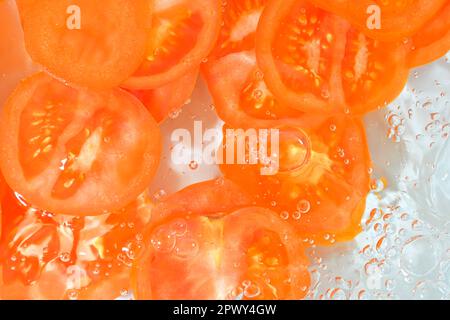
[129,68,199,123]
[309,0,447,41]
[134,207,310,300]
[17,0,152,89]
[0,187,153,300]
[122,0,221,90]
[220,115,371,245]
[408,1,450,67]
[0,72,161,216]
[256,0,409,115]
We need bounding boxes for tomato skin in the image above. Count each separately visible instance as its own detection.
[0,72,161,216]
[408,1,450,67]
[129,69,199,123]
[151,178,254,225]
[0,187,153,300]
[220,115,371,245]
[133,207,310,300]
[255,0,409,115]
[122,0,222,90]
[309,0,447,41]
[17,0,153,89]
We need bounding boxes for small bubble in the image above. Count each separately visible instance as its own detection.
[297,200,311,214]
[280,211,289,220]
[151,227,176,253]
[188,160,199,170]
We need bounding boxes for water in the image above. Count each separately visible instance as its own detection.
[1,0,450,299]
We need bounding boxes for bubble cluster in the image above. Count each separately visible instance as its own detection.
[306,56,450,300]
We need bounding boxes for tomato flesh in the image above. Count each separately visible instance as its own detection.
[256,0,409,115]
[0,72,161,216]
[309,0,447,41]
[134,207,310,300]
[221,116,371,244]
[123,0,221,90]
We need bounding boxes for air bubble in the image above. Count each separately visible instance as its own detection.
[151,227,176,253]
[400,236,441,277]
[297,200,311,214]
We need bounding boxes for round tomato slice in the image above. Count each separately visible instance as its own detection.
[129,69,199,123]
[122,0,221,90]
[17,0,152,89]
[0,72,161,216]
[0,187,153,300]
[220,115,371,245]
[309,0,447,41]
[408,1,450,67]
[256,0,409,115]
[134,207,310,300]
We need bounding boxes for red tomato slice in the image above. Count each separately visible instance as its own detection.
[220,115,371,245]
[0,187,153,300]
[256,0,409,115]
[134,207,310,300]
[0,72,161,216]
[129,69,199,123]
[309,0,447,41]
[408,1,450,67]
[122,0,221,90]
[17,0,152,89]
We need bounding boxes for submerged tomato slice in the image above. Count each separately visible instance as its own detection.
[130,69,199,123]
[408,1,450,67]
[134,207,310,300]
[123,0,221,90]
[17,0,152,89]
[256,0,408,115]
[0,187,153,300]
[220,116,371,245]
[309,0,447,41]
[0,72,161,216]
